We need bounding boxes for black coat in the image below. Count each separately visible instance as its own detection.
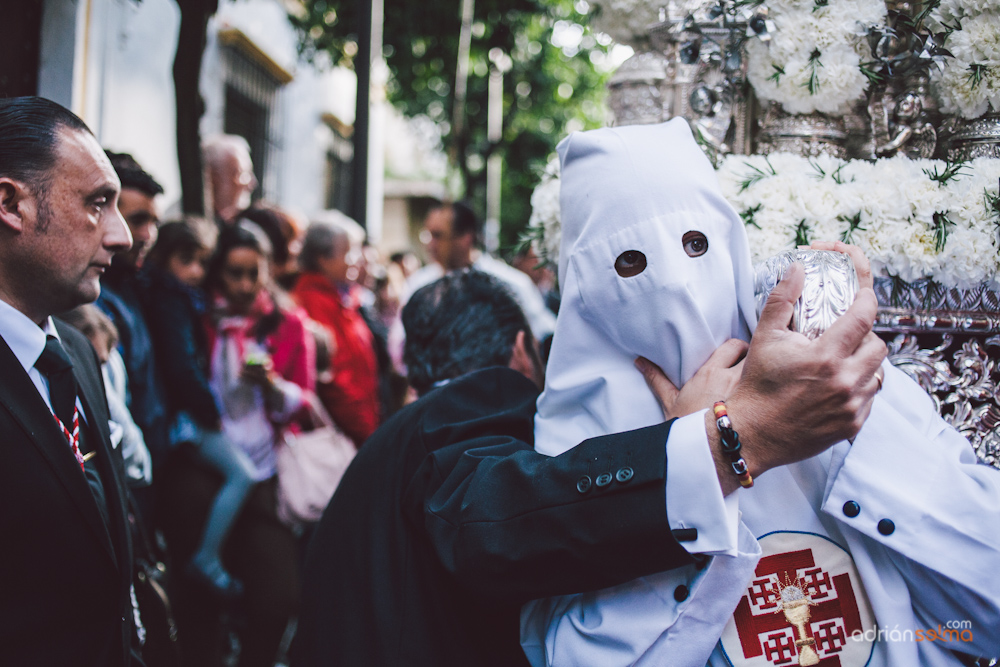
[141,266,220,429]
[0,320,136,665]
[292,366,694,666]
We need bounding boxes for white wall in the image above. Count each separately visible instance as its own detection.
[37,0,438,240]
[38,0,183,211]
[203,0,365,224]
[94,0,181,210]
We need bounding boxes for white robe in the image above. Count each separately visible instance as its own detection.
[520,120,1000,667]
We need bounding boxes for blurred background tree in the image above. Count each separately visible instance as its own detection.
[289,0,617,251]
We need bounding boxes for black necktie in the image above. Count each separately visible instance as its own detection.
[35,335,78,430]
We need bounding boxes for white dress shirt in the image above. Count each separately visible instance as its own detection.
[0,296,77,418]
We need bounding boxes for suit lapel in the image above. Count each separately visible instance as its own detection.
[0,331,118,566]
[59,320,128,573]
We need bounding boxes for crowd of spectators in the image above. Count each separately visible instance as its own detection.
[7,96,995,667]
[70,133,557,667]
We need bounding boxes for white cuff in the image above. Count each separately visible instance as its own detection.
[665,410,740,556]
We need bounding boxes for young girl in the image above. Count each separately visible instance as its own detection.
[58,304,152,488]
[144,219,254,598]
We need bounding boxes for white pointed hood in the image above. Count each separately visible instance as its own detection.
[535,119,758,457]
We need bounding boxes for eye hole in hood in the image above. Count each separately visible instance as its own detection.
[614,250,647,277]
[683,231,709,257]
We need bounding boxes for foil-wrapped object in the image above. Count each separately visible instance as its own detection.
[755,250,859,339]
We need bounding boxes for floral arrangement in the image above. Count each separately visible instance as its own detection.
[527,152,1000,289]
[927,0,1000,119]
[744,0,886,115]
[524,157,563,267]
[717,152,1000,288]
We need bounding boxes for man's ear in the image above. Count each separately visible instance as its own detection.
[0,178,32,234]
[508,329,544,389]
[456,230,476,252]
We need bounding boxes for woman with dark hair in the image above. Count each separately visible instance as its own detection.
[238,202,304,291]
[158,221,315,667]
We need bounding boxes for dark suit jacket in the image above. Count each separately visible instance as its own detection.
[293,366,695,667]
[0,320,135,666]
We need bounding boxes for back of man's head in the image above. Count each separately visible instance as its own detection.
[0,97,90,188]
[105,150,163,198]
[403,270,532,395]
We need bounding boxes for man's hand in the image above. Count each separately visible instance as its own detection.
[635,338,748,421]
[719,261,886,493]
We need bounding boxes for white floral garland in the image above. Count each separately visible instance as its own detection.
[527,153,1000,289]
[927,0,1000,119]
[745,0,885,115]
[717,152,1000,288]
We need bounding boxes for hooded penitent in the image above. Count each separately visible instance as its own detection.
[523,121,1000,667]
[534,119,757,457]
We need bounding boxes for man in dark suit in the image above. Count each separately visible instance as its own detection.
[0,96,139,665]
[293,263,883,666]
[294,271,693,666]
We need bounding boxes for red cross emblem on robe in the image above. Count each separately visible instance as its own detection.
[719,532,875,667]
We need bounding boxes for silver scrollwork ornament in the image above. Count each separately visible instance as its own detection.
[754,249,859,339]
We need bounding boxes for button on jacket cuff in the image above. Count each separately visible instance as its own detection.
[665,410,740,556]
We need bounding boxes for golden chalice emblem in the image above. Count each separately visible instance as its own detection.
[777,580,819,666]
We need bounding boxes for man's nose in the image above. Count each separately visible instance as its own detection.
[105,207,133,252]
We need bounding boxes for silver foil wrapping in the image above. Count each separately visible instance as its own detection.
[755,250,859,339]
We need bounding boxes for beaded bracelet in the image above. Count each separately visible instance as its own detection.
[712,401,754,488]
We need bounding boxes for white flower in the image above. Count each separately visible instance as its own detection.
[929,6,1000,118]
[541,149,1000,289]
[720,152,1000,288]
[528,157,563,266]
[745,0,884,115]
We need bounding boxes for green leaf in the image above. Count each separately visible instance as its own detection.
[859,61,886,86]
[802,49,823,95]
[932,211,954,253]
[794,220,810,247]
[984,182,1000,228]
[831,163,849,185]
[808,158,825,180]
[838,212,865,244]
[922,160,967,185]
[738,156,777,192]
[967,63,988,90]
[740,204,763,229]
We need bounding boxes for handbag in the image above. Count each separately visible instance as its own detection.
[275,392,357,527]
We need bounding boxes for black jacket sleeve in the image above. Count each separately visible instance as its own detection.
[407,368,695,604]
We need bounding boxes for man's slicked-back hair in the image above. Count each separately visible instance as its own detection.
[105,150,163,197]
[403,270,530,395]
[429,199,481,245]
[450,200,479,242]
[0,96,90,189]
